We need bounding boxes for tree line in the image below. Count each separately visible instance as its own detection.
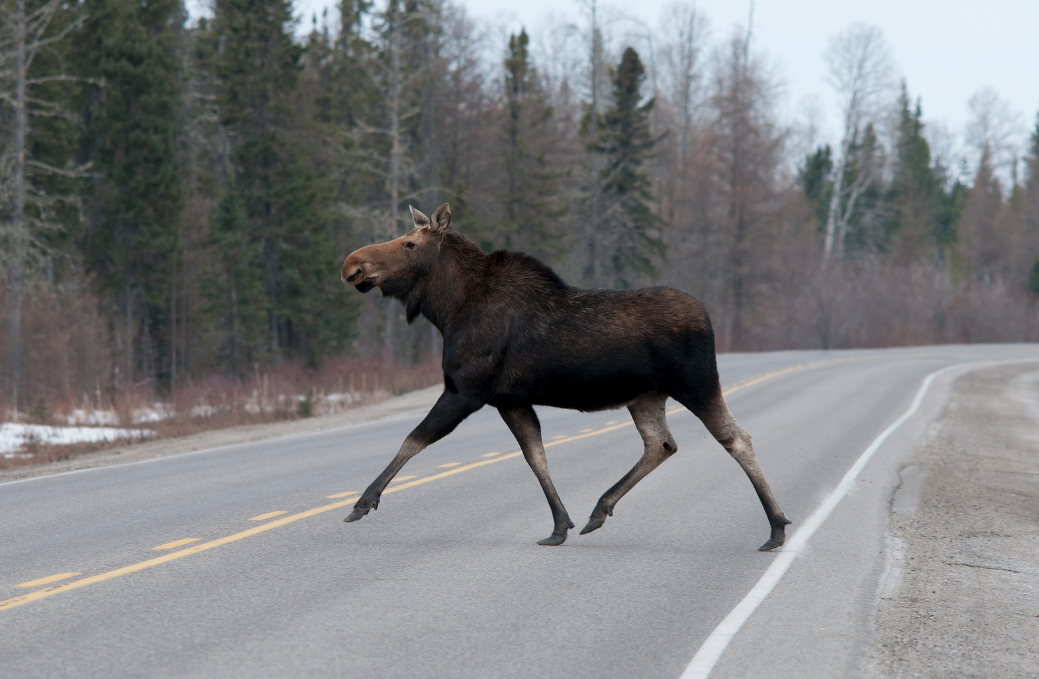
[1,0,1037,410]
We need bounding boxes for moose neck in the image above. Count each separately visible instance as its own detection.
[404,235,484,335]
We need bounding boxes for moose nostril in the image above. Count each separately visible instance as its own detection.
[346,269,362,284]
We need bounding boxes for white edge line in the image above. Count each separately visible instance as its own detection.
[0,406,436,488]
[680,363,962,679]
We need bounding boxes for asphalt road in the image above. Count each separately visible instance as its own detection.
[2,344,1037,679]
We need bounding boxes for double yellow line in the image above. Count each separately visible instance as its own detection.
[0,356,858,613]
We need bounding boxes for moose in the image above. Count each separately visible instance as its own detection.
[340,203,790,550]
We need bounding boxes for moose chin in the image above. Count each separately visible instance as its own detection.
[339,203,790,549]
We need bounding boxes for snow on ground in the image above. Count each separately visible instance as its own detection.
[2,390,385,458]
[0,423,155,458]
[65,409,121,426]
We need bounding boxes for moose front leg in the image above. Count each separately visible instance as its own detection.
[344,390,482,523]
[499,405,575,546]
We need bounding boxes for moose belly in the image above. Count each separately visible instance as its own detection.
[520,364,656,412]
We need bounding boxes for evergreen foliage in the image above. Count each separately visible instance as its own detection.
[887,87,940,259]
[500,28,562,254]
[74,0,185,382]
[584,47,665,288]
[799,145,833,228]
[207,0,354,365]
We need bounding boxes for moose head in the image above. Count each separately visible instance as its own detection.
[340,203,452,299]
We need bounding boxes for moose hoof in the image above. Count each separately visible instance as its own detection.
[757,537,784,551]
[343,507,369,523]
[757,516,792,550]
[579,515,606,535]
[537,533,568,546]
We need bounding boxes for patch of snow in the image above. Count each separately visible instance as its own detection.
[0,423,155,457]
[132,403,175,424]
[190,404,221,418]
[65,409,120,426]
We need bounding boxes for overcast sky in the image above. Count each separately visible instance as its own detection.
[190,0,1039,169]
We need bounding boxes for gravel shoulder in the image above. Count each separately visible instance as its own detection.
[0,385,443,484]
[866,363,1039,678]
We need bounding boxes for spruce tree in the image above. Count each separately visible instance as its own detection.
[886,86,939,261]
[585,47,665,288]
[206,178,266,377]
[958,145,1006,282]
[74,0,185,386]
[208,0,354,365]
[799,145,833,229]
[500,28,561,253]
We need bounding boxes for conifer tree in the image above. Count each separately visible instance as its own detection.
[886,87,939,261]
[209,0,353,365]
[799,145,833,229]
[958,145,1006,283]
[206,178,266,377]
[500,28,561,253]
[75,0,185,386]
[584,47,664,288]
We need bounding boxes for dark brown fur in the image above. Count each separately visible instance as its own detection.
[340,204,790,548]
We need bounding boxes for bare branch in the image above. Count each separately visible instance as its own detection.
[25,159,95,178]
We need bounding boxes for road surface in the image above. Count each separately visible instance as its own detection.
[2,344,1036,678]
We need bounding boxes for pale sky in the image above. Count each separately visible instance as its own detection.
[189,0,1039,172]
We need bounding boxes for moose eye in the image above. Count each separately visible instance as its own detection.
[404,242,416,250]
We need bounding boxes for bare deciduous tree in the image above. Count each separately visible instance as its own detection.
[0,0,87,408]
[965,86,1023,185]
[654,2,707,173]
[821,22,894,261]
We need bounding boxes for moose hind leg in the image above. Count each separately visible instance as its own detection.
[686,387,790,551]
[581,393,677,536]
[499,405,575,546]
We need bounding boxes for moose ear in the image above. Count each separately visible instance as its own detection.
[409,205,430,228]
[430,203,451,232]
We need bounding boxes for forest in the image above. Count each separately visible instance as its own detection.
[1,0,1038,423]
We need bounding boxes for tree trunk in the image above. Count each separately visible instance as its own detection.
[421,30,438,212]
[124,277,134,387]
[384,4,402,357]
[389,4,401,239]
[823,131,851,261]
[229,271,239,379]
[170,250,177,390]
[584,0,602,287]
[7,0,28,408]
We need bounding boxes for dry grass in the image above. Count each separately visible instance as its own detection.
[0,353,442,469]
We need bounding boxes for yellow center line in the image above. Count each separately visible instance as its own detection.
[248,511,288,521]
[15,573,81,588]
[0,498,362,612]
[1,356,862,613]
[152,538,202,551]
[438,462,462,468]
